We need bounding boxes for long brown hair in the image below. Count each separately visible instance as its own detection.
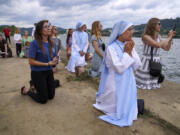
[34,20,53,57]
[66,28,73,44]
[91,21,102,39]
[143,18,160,39]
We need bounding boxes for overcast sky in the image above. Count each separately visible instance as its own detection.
[0,0,179,28]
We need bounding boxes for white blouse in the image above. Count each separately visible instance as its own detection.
[14,34,22,44]
[72,32,89,53]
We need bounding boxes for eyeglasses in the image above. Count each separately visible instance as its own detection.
[43,25,51,29]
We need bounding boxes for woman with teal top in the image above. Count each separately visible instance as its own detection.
[22,30,32,57]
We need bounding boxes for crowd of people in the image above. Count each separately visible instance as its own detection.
[1,17,176,127]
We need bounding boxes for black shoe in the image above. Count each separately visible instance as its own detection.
[54,79,61,88]
[158,74,165,83]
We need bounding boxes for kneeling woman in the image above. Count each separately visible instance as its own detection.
[93,21,142,127]
[21,20,58,104]
[65,22,89,76]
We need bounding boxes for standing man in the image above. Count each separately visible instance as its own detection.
[3,26,11,44]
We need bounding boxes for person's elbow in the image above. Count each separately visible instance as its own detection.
[164,47,170,51]
[162,46,170,51]
[152,43,162,48]
[157,44,162,48]
[28,58,34,65]
[28,59,32,65]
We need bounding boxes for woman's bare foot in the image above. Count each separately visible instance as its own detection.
[21,86,29,95]
[78,67,84,76]
[75,66,85,77]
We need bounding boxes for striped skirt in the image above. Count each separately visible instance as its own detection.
[135,54,161,90]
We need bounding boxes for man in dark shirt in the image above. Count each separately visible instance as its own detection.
[3,26,11,44]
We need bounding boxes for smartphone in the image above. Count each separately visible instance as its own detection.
[173,24,176,31]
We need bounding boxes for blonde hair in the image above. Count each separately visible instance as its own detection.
[15,28,20,34]
[143,18,160,39]
[91,21,102,39]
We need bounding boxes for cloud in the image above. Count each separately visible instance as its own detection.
[0,0,180,28]
[39,0,109,10]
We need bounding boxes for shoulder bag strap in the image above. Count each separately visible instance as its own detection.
[150,46,154,61]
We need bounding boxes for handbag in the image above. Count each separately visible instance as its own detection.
[102,43,106,51]
[149,47,162,77]
[19,51,24,58]
[100,38,105,51]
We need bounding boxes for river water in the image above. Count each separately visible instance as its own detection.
[59,34,180,83]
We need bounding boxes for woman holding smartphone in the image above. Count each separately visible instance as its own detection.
[135,18,176,90]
